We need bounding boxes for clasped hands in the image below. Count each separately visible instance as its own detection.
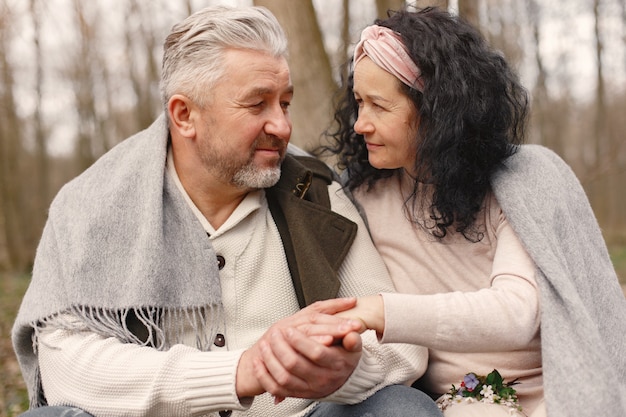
[236,297,371,403]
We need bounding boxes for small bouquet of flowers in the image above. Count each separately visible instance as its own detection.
[436,369,523,415]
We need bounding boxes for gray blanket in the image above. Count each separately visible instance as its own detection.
[491,144,626,417]
[12,115,223,405]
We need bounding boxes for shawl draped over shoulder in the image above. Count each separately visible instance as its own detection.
[491,144,626,417]
[12,115,223,405]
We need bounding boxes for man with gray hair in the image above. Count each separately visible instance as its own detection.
[12,6,440,417]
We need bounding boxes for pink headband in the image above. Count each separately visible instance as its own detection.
[353,25,423,91]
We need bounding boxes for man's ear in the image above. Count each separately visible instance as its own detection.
[168,94,196,138]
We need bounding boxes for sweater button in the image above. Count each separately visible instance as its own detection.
[214,333,226,347]
[216,255,225,270]
[219,411,232,417]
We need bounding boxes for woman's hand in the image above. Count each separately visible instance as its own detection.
[335,295,385,336]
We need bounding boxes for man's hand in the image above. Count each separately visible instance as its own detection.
[235,298,365,401]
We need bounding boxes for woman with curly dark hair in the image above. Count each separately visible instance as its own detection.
[325,6,626,417]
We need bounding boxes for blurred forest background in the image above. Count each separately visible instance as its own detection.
[2,0,626,271]
[1,0,625,415]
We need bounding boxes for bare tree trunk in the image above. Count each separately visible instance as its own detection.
[97,53,115,152]
[605,99,626,240]
[416,0,449,11]
[623,0,626,78]
[0,7,29,271]
[253,0,337,151]
[376,0,405,18]
[458,0,481,29]
[602,0,625,236]
[70,0,99,171]
[126,0,161,132]
[404,0,450,10]
[591,0,608,224]
[29,0,50,220]
[525,0,556,151]
[593,0,607,166]
[339,0,350,83]
[618,0,626,237]
[184,0,193,17]
[485,0,523,67]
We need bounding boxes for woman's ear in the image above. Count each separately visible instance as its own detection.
[167,94,196,138]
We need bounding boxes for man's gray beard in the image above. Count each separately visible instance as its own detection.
[232,164,281,189]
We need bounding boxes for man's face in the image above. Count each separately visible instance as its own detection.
[196,48,293,190]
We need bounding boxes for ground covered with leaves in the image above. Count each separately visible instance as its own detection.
[0,272,29,417]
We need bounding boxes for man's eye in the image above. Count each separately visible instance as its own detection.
[281,101,291,110]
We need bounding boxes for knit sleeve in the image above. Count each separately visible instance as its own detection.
[322,181,428,402]
[38,323,251,417]
[380,217,540,352]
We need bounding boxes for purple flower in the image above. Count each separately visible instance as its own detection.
[463,373,480,391]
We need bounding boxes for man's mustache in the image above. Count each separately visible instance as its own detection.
[254,135,287,155]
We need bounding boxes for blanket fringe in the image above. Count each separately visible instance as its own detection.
[29,304,221,406]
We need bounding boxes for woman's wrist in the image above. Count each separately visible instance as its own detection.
[358,295,385,335]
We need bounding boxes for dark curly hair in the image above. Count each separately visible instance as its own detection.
[321,7,529,241]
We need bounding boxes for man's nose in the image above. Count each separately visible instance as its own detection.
[265,105,292,140]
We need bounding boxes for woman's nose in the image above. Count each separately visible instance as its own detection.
[354,111,372,135]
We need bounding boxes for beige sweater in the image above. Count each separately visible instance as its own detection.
[354,172,543,414]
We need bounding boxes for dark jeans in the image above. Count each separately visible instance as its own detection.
[19,385,442,417]
[307,384,442,417]
[18,407,93,417]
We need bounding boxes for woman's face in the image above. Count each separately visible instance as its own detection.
[353,56,419,173]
